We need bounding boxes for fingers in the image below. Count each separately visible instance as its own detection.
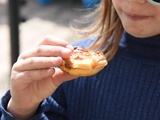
[13,57,62,71]
[18,35,74,61]
[37,35,73,48]
[51,68,78,87]
[10,36,76,91]
[15,36,74,71]
[11,36,74,82]
[19,45,73,60]
[11,68,55,84]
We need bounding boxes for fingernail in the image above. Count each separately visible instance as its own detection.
[47,68,54,74]
[66,44,74,50]
[62,49,71,54]
[62,49,72,58]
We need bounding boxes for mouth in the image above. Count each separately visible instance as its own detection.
[123,11,150,20]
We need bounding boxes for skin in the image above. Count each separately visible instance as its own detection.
[7,0,160,119]
[112,0,160,38]
[7,36,77,119]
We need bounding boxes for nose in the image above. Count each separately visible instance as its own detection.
[128,0,147,4]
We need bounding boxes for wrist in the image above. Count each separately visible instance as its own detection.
[7,98,39,120]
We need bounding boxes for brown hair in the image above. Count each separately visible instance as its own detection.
[82,0,124,61]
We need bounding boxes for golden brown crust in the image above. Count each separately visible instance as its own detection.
[60,46,108,76]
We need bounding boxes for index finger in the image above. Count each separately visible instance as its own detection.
[37,35,73,49]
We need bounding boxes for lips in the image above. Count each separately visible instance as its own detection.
[124,11,150,20]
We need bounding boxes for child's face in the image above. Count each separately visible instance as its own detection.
[112,0,160,38]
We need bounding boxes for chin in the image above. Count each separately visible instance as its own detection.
[124,28,154,38]
[127,32,146,38]
[124,25,160,38]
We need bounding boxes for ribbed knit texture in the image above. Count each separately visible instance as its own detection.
[60,32,160,120]
[1,32,160,120]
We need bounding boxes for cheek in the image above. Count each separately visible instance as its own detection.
[112,0,124,19]
[148,12,160,34]
[156,13,160,22]
[112,0,122,10]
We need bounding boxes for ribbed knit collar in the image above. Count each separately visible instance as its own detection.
[119,31,160,65]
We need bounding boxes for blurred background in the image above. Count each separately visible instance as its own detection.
[0,0,100,97]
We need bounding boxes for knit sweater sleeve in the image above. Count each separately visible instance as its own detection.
[0,85,67,120]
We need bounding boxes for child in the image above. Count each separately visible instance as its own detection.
[1,0,160,119]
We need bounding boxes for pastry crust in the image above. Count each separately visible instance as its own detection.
[60,46,108,76]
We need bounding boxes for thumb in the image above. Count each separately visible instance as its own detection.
[52,68,78,88]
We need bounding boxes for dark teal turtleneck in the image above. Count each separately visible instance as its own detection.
[1,32,160,120]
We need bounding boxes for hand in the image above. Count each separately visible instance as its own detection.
[7,36,77,119]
